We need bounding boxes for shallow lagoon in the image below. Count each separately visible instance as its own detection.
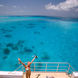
[0,16,78,71]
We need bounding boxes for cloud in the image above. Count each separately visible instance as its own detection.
[0,4,17,8]
[0,4,4,7]
[45,0,78,11]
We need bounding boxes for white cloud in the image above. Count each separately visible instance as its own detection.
[0,4,4,7]
[45,0,78,11]
[0,4,17,8]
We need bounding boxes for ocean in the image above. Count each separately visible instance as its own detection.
[0,16,78,71]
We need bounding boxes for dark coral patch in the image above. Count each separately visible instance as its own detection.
[7,30,13,32]
[4,48,10,55]
[32,46,35,49]
[6,43,14,47]
[41,52,50,60]
[15,40,25,48]
[4,34,12,38]
[41,55,50,60]
[3,56,7,60]
[28,23,35,26]
[26,25,35,29]
[11,26,16,29]
[17,40,24,46]
[26,23,36,29]
[34,31,40,34]
[1,28,13,33]
[6,43,19,50]
[0,28,6,32]
[12,46,18,50]
[24,47,33,53]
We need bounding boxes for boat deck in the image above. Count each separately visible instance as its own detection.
[23,72,71,78]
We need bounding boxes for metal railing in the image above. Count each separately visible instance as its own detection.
[14,62,75,74]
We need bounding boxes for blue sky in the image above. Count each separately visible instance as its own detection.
[0,0,78,17]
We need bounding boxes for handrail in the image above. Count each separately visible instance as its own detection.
[14,62,75,74]
[68,63,75,71]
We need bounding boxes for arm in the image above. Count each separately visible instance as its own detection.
[18,58,26,67]
[31,56,37,64]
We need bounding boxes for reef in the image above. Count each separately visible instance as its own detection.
[28,23,35,26]
[3,48,10,55]
[6,40,25,51]
[3,56,7,60]
[32,46,35,49]
[25,23,36,29]
[11,26,16,29]
[41,52,50,60]
[4,34,12,38]
[34,31,40,34]
[26,25,35,29]
[6,43,14,47]
[17,40,25,47]
[24,47,33,53]
[1,28,13,33]
[12,45,18,50]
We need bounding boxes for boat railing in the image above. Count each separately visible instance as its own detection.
[14,62,75,74]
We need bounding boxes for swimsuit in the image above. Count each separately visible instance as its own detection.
[25,65,31,76]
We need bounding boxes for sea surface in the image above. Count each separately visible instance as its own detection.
[0,16,78,71]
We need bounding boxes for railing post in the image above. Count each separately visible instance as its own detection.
[57,63,59,72]
[67,64,70,74]
[34,63,35,72]
[22,67,24,72]
[45,63,47,72]
[13,62,75,73]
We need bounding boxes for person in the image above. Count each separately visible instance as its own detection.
[18,56,37,78]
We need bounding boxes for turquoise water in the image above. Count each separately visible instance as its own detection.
[0,16,78,71]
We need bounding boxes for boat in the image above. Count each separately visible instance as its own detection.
[0,62,77,78]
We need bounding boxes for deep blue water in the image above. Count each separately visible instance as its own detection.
[0,16,78,71]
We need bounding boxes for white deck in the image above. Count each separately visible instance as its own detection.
[23,72,71,78]
[0,71,23,78]
[0,71,71,78]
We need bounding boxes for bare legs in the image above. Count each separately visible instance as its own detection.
[26,70,31,78]
[26,73,30,78]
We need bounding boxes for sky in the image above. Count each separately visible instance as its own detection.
[0,0,78,17]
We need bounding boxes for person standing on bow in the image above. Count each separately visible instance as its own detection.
[18,56,37,78]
